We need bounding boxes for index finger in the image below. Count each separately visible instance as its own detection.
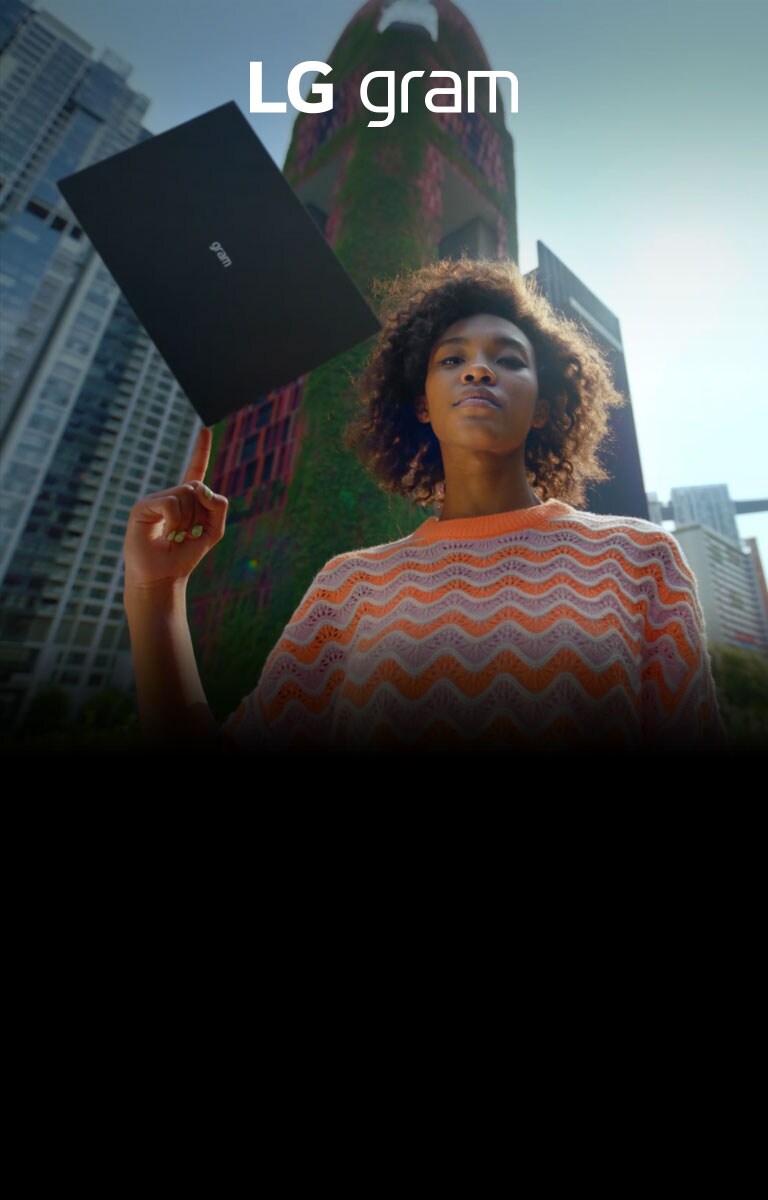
[182,426,212,484]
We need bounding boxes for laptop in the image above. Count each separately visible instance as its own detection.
[57,101,381,425]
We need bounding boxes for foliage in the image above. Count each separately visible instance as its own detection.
[202,590,281,723]
[17,686,69,738]
[77,688,134,731]
[710,642,768,748]
[3,687,141,755]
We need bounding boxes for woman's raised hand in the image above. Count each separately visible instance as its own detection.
[123,426,228,592]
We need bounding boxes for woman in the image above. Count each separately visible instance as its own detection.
[123,259,723,752]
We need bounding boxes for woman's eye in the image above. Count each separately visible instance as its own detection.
[439,355,527,368]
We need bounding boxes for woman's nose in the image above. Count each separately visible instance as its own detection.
[462,363,496,383]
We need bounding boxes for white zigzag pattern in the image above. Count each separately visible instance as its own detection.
[316,530,694,595]
[220,508,714,750]
[261,611,694,701]
[287,570,700,656]
[271,673,646,747]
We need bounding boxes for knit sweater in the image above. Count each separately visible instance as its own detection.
[219,498,723,751]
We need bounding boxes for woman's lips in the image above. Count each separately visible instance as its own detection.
[455,394,500,408]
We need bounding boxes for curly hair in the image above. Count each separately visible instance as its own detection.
[346,257,625,507]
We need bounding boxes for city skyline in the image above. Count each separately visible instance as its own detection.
[20,0,768,561]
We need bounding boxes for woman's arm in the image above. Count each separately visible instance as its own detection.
[122,427,229,750]
[124,578,219,748]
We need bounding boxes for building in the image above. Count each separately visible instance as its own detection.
[646,484,768,656]
[646,491,665,526]
[531,241,648,519]
[745,537,768,646]
[0,2,201,726]
[672,522,768,655]
[195,0,522,676]
[670,484,740,546]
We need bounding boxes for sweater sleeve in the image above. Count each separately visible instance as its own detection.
[638,532,725,749]
[218,555,351,751]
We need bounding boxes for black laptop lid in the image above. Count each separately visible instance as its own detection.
[58,101,381,425]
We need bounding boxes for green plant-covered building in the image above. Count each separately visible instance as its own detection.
[191,0,520,716]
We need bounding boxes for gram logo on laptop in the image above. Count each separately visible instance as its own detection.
[209,240,232,268]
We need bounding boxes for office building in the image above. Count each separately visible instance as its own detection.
[0,2,201,725]
[670,484,740,546]
[745,537,768,646]
[531,241,648,520]
[672,522,768,655]
[646,491,665,526]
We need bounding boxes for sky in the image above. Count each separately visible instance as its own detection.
[36,0,768,554]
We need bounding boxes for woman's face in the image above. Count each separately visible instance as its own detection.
[417,313,545,457]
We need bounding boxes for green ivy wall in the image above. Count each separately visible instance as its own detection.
[193,2,519,718]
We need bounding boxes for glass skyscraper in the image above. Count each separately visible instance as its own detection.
[670,484,741,547]
[0,2,201,727]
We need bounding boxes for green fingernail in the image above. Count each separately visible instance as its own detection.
[174,531,186,543]
[202,485,213,499]
[166,530,177,541]
[190,524,203,538]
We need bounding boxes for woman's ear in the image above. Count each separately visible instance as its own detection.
[416,395,431,425]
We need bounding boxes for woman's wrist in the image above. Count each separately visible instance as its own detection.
[124,574,188,618]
